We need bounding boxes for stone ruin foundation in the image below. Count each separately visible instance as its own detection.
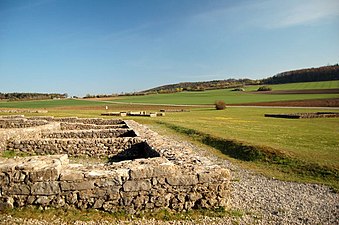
[0,116,230,213]
[264,112,339,119]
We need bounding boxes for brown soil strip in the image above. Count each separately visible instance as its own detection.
[250,89,339,95]
[52,104,193,111]
[232,98,339,107]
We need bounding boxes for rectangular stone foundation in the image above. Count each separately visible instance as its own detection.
[0,116,231,213]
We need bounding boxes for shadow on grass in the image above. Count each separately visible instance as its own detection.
[157,121,339,185]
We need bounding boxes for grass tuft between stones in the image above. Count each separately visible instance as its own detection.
[0,206,244,222]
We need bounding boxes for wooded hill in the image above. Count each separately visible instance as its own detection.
[262,64,339,84]
[142,79,260,94]
[0,93,68,101]
[141,64,339,94]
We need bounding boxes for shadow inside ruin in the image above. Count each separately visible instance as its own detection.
[108,142,160,163]
[118,130,137,137]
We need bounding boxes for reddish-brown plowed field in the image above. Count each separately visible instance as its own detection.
[250,89,339,95]
[232,98,339,107]
[53,104,193,111]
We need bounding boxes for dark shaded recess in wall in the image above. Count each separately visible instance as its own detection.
[118,130,137,137]
[108,142,160,163]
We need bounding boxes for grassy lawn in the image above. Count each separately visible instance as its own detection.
[129,107,339,189]
[244,80,339,91]
[103,80,339,105]
[148,108,339,168]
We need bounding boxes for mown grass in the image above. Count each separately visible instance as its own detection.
[244,80,339,91]
[157,121,338,190]
[106,81,339,105]
[1,150,31,158]
[125,107,339,189]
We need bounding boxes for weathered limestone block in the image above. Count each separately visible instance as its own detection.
[4,183,30,195]
[129,159,176,180]
[198,167,230,183]
[166,174,199,186]
[60,169,84,181]
[123,180,151,192]
[93,198,105,209]
[13,171,26,182]
[31,181,60,195]
[60,180,95,191]
[29,167,61,182]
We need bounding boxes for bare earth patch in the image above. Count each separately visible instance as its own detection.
[232,98,339,107]
[249,88,339,95]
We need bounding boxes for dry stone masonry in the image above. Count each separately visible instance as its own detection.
[0,115,230,213]
[264,112,339,119]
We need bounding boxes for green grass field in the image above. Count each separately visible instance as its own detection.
[244,80,339,91]
[130,107,339,189]
[143,108,339,168]
[107,80,339,105]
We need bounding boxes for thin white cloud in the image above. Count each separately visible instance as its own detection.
[188,0,339,30]
[263,0,339,28]
[243,0,339,29]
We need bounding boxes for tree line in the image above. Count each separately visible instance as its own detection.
[261,64,339,84]
[141,79,260,94]
[0,92,68,101]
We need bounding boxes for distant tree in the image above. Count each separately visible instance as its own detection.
[257,86,272,91]
[232,88,245,91]
[215,100,226,110]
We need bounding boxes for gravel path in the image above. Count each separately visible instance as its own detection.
[1,138,338,225]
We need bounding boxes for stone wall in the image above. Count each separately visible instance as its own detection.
[26,116,124,125]
[0,116,231,213]
[6,137,145,158]
[60,123,128,130]
[40,129,136,139]
[0,119,49,128]
[0,109,48,113]
[0,155,229,213]
[264,112,339,119]
[0,122,60,151]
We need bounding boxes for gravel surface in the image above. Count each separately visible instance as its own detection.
[1,137,338,225]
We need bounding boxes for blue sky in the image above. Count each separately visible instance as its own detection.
[0,0,338,96]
